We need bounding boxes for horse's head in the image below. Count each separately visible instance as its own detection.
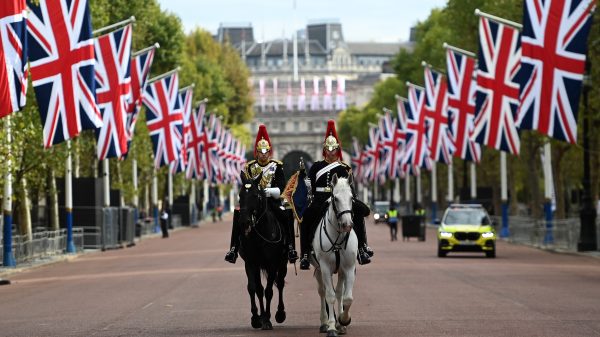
[330,174,354,233]
[238,173,265,230]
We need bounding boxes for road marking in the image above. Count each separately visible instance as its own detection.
[142,302,153,310]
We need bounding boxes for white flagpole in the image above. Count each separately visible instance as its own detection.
[132,157,139,226]
[3,116,15,267]
[543,142,554,244]
[405,174,411,204]
[292,0,298,82]
[152,169,159,232]
[203,180,209,220]
[470,163,477,199]
[93,16,136,36]
[168,170,173,210]
[417,174,422,203]
[447,162,454,203]
[65,141,76,253]
[394,177,401,203]
[190,181,197,226]
[431,163,437,222]
[132,42,160,57]
[500,151,509,237]
[103,159,110,207]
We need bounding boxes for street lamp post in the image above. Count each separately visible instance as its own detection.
[578,58,597,251]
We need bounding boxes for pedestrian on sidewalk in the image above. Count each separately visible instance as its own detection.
[387,204,398,241]
[160,201,170,238]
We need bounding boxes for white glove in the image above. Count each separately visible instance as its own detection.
[264,187,281,199]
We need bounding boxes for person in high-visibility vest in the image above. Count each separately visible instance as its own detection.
[387,206,398,241]
[415,203,426,224]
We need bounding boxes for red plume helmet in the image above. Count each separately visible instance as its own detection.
[322,119,343,160]
[254,124,272,157]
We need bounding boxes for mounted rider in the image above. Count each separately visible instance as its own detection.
[299,120,374,270]
[225,124,299,264]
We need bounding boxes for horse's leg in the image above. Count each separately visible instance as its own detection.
[275,260,288,323]
[314,267,329,333]
[338,266,356,327]
[335,272,347,334]
[244,263,261,329]
[262,269,275,330]
[319,264,339,337]
[254,268,266,324]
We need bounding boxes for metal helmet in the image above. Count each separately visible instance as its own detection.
[322,120,343,160]
[254,124,272,156]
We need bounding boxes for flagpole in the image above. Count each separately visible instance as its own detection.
[152,169,159,232]
[474,9,523,30]
[543,142,554,244]
[442,43,477,58]
[103,159,110,208]
[406,81,425,92]
[500,152,509,237]
[93,16,136,36]
[292,0,298,82]
[147,67,181,84]
[3,116,15,267]
[416,173,422,204]
[470,163,477,199]
[431,163,437,223]
[447,162,454,203]
[132,43,160,57]
[65,141,76,253]
[179,83,195,93]
[132,156,139,224]
[190,181,197,226]
[421,61,446,76]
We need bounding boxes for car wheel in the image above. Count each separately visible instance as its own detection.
[437,247,447,258]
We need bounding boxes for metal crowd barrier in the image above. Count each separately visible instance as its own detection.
[0,228,84,266]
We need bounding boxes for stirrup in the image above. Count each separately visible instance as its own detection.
[357,248,371,265]
[299,254,310,270]
[365,245,374,257]
[288,247,299,263]
[224,247,238,264]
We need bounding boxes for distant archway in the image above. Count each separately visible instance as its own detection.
[281,150,314,180]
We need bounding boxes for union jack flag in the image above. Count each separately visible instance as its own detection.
[0,0,27,118]
[517,0,596,144]
[203,114,222,183]
[185,101,206,180]
[170,86,193,174]
[402,83,431,174]
[446,47,482,163]
[379,110,405,179]
[126,45,156,140]
[351,137,366,183]
[423,66,454,165]
[472,16,521,155]
[143,72,182,168]
[94,25,132,160]
[27,0,101,148]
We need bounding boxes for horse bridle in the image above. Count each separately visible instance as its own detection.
[330,186,353,221]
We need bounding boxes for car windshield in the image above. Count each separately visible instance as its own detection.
[443,209,489,225]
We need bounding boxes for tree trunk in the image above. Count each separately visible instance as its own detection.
[17,176,32,242]
[47,168,59,230]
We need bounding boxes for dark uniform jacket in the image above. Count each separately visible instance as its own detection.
[241,159,285,208]
[308,159,352,205]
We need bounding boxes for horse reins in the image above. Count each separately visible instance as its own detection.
[319,197,352,274]
[248,193,283,244]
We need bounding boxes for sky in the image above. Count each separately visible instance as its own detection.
[156,0,448,43]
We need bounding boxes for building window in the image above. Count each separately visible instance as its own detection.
[280,121,286,131]
[294,121,299,130]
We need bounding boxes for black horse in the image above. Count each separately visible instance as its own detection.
[237,173,289,330]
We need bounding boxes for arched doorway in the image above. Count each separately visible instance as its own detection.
[281,150,314,180]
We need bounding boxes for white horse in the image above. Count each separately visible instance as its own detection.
[311,174,358,337]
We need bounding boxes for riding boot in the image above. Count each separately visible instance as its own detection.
[353,199,374,257]
[353,214,371,265]
[286,210,298,263]
[299,219,311,270]
[225,209,240,264]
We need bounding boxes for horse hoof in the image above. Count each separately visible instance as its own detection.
[275,310,286,323]
[251,315,261,329]
[336,324,347,335]
[339,316,351,326]
[319,324,329,333]
[262,320,273,330]
[326,329,338,337]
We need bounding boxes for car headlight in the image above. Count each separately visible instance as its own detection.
[481,232,495,238]
[439,231,453,238]
[374,214,380,220]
